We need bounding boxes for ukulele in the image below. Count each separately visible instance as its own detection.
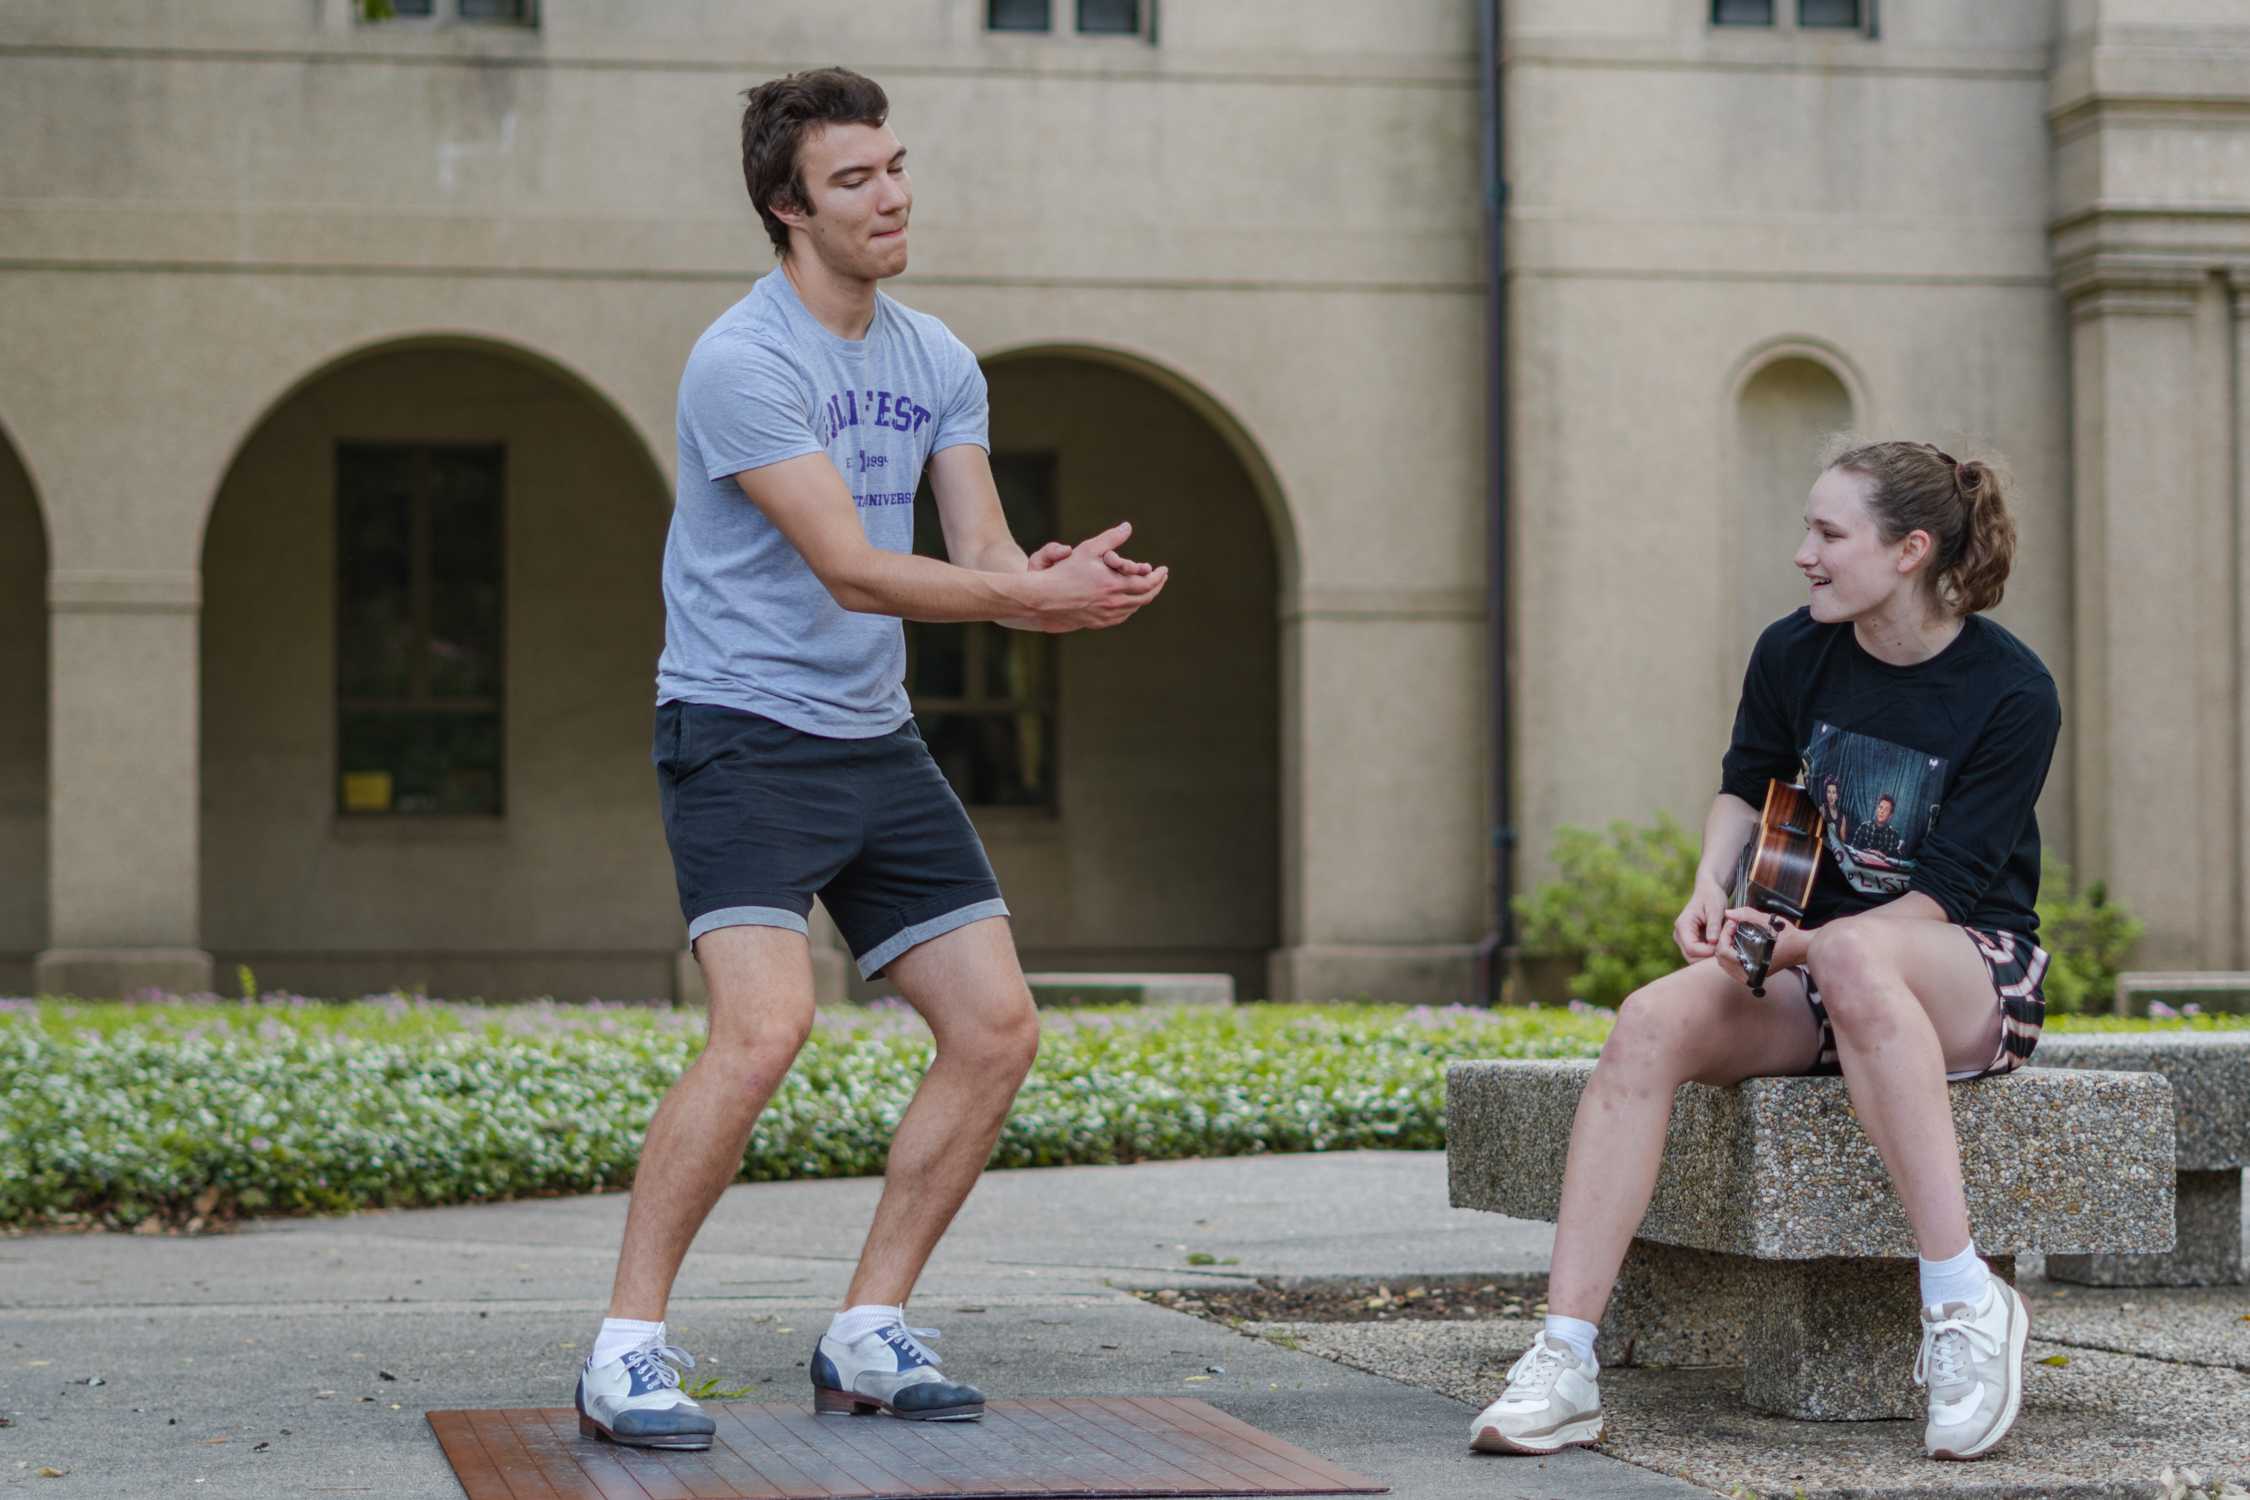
[1725,780,1824,996]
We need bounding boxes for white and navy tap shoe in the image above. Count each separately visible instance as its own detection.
[811,1322,985,1421]
[574,1341,717,1450]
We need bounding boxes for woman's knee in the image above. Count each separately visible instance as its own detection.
[1600,980,1703,1078]
[1807,919,1903,1032]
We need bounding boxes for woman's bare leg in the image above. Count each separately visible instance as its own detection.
[1805,917,2006,1260]
[1545,959,1823,1323]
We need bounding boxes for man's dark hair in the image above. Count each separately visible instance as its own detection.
[740,68,890,257]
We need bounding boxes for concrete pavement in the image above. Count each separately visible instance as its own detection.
[1,1152,1700,1499]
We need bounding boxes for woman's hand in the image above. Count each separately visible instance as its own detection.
[1713,907,1810,988]
[1673,877,1732,962]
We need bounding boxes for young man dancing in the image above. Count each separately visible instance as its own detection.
[575,66,1168,1450]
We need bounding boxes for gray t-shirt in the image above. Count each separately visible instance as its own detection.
[655,266,989,736]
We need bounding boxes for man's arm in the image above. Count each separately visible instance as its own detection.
[732,454,1165,631]
[924,445,1031,574]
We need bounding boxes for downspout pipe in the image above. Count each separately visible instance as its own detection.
[1473,0,1516,1006]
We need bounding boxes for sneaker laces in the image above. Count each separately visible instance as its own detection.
[1503,1336,1568,1397]
[1913,1311,1998,1392]
[876,1324,944,1368]
[619,1343,696,1392]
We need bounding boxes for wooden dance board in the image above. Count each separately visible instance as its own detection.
[427,1397,1389,1499]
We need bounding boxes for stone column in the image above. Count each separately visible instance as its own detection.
[2065,281,2237,968]
[35,570,213,997]
[1267,588,1487,1004]
[2238,280,2250,967]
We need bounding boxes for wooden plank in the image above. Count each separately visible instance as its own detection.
[1074,1397,1292,1494]
[992,1400,1163,1495]
[429,1410,514,1500]
[1090,1399,1316,1493]
[530,1405,661,1500]
[788,1408,963,1497]
[431,1401,1383,1500]
[1146,1403,1383,1494]
[715,1403,873,1493]
[977,1402,1129,1496]
[1015,1398,1210,1495]
[479,1409,572,1500]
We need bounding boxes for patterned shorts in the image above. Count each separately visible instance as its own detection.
[1792,926,2049,1082]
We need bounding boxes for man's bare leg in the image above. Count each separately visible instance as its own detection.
[607,924,817,1321]
[844,915,1039,1308]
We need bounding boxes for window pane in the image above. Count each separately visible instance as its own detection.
[387,0,436,14]
[1713,0,1775,22]
[911,624,970,699]
[456,0,528,19]
[426,448,504,700]
[337,447,416,700]
[1078,0,1138,34]
[340,710,501,816]
[991,451,1058,542]
[988,0,1051,31]
[919,710,1052,808]
[1798,0,1860,25]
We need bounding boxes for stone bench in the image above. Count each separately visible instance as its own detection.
[2115,971,2250,1016]
[1023,972,1235,1007]
[2031,1032,2250,1286]
[1445,1059,2176,1420]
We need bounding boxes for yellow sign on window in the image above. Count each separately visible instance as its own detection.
[341,771,394,813]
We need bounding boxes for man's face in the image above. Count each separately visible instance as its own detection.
[780,122,912,281]
[1875,799,1894,825]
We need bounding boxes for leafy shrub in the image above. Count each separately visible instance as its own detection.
[2035,856,2144,1015]
[1513,816,1698,1006]
[0,997,1614,1231]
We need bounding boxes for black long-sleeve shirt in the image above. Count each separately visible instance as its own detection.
[1720,608,2061,935]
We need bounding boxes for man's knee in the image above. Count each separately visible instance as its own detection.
[941,989,1040,1078]
[701,1001,814,1085]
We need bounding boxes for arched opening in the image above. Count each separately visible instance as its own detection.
[199,341,676,1000]
[0,425,48,993]
[945,348,1289,1000]
[1733,353,1856,657]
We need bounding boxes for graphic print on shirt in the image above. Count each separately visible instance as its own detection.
[819,387,936,513]
[1799,721,1949,898]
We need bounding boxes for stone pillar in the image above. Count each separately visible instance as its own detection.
[2064,282,2237,968]
[2238,281,2250,968]
[2051,5,2250,967]
[1267,590,1487,1004]
[35,571,212,997]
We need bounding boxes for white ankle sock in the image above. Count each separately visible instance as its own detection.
[1541,1314,1599,1370]
[828,1303,905,1346]
[592,1317,665,1367]
[1918,1242,1991,1309]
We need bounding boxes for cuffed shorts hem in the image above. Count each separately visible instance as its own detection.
[687,904,810,945]
[854,896,1011,980]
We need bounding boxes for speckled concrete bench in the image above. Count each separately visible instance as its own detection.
[1445,1059,2176,1420]
[2031,1033,2249,1286]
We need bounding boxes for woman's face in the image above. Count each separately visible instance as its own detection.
[1794,467,1921,624]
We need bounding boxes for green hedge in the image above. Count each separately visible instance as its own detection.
[1515,817,2145,1015]
[0,998,1613,1231]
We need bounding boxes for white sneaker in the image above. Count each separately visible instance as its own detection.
[811,1322,984,1421]
[1468,1332,1603,1454]
[574,1342,716,1451]
[1915,1277,2028,1460]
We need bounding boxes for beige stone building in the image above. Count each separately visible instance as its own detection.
[1,0,2243,1004]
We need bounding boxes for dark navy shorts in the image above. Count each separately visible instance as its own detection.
[654,700,1009,980]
